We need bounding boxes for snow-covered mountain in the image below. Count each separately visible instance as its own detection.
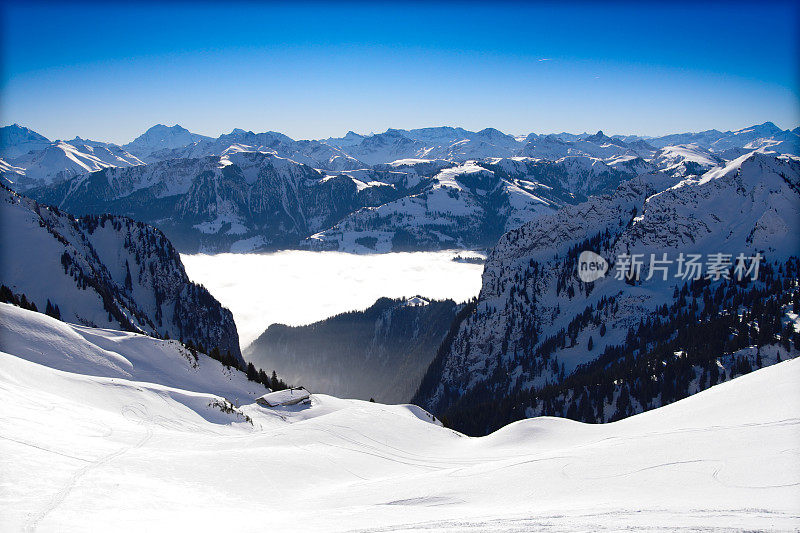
[522,130,657,160]
[413,152,800,433]
[8,121,800,253]
[302,157,642,252]
[245,296,462,403]
[7,140,143,190]
[0,123,51,159]
[2,301,798,531]
[121,124,212,161]
[33,153,632,253]
[0,124,145,191]
[650,143,724,177]
[342,126,525,164]
[648,121,800,156]
[30,150,403,253]
[0,184,243,363]
[137,128,366,171]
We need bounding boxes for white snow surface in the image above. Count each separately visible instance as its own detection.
[1,304,798,531]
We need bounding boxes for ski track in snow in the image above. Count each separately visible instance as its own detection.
[1,305,799,532]
[23,403,154,533]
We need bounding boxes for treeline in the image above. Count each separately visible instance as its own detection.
[173,339,290,391]
[436,257,800,435]
[1,284,290,393]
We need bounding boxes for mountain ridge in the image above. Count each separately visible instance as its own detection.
[0,183,243,363]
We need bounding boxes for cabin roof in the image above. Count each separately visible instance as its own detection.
[256,387,310,407]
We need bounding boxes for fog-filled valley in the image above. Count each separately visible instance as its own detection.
[181,250,485,348]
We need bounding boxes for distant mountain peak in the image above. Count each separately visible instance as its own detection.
[0,124,50,144]
[585,130,611,143]
[123,124,211,160]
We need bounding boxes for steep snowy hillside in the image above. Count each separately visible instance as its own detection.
[414,152,800,433]
[0,304,264,404]
[64,138,144,168]
[0,158,26,187]
[245,297,462,403]
[0,185,242,362]
[1,301,798,531]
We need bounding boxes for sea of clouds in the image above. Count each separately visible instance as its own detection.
[181,251,485,349]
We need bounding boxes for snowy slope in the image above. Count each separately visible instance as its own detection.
[0,303,263,404]
[0,185,242,361]
[0,303,798,531]
[0,158,26,187]
[650,143,723,177]
[6,141,144,190]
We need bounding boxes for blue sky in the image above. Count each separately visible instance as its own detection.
[1,1,798,144]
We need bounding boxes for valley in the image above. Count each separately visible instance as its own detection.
[180,250,485,348]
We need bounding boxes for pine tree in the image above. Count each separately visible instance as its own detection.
[124,260,133,291]
[246,362,258,381]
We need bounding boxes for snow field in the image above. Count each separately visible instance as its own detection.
[1,304,798,532]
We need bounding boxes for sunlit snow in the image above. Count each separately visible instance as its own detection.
[1,304,798,532]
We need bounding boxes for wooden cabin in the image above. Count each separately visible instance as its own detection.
[256,387,310,407]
